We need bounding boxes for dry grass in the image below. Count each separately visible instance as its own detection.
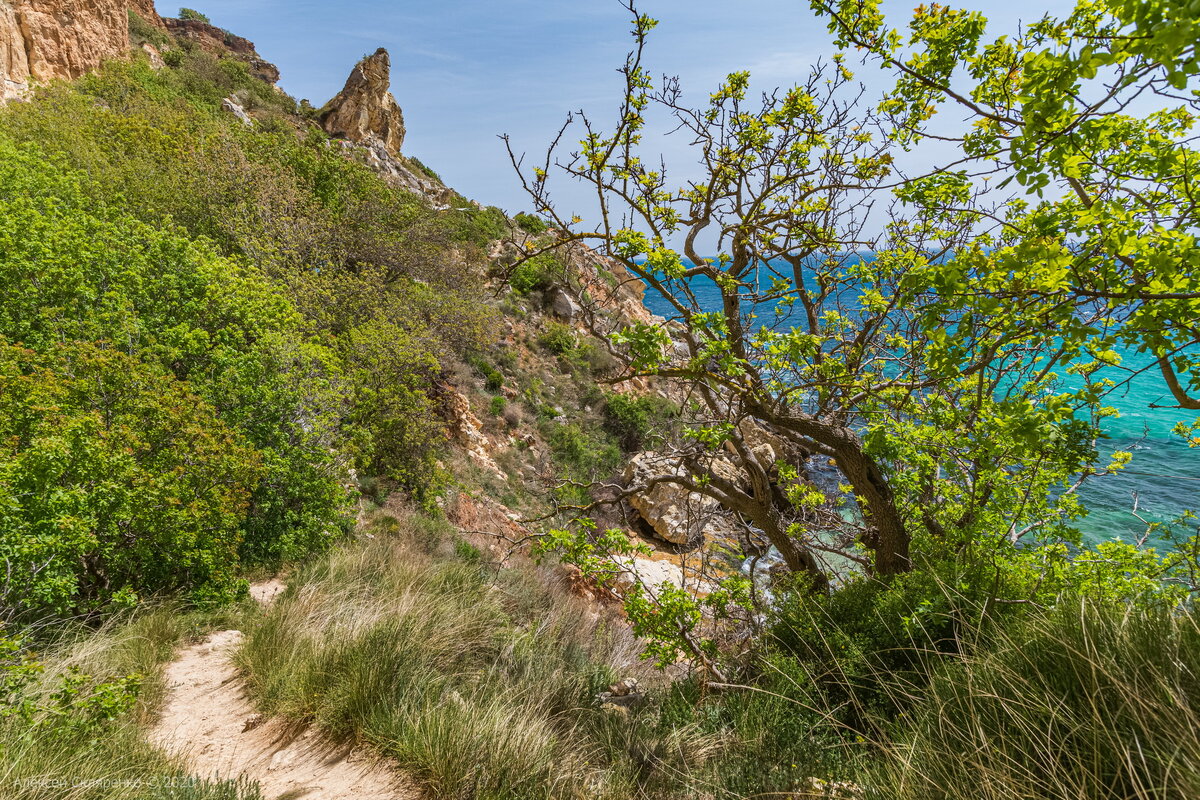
[1,605,260,800]
[237,511,719,800]
[866,599,1200,800]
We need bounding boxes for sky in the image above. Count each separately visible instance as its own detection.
[165,0,1069,217]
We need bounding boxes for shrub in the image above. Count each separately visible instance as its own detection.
[514,212,549,235]
[0,138,352,569]
[602,392,677,451]
[468,355,505,392]
[443,197,508,247]
[490,396,508,417]
[178,8,211,23]
[509,253,560,295]
[0,341,262,616]
[128,10,170,49]
[407,155,441,183]
[539,322,577,356]
[547,423,621,478]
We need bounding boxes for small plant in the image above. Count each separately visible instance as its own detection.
[489,396,508,417]
[178,7,211,23]
[539,323,576,356]
[453,538,483,563]
[602,392,678,451]
[514,212,549,235]
[468,355,505,392]
[407,156,442,183]
[509,253,560,295]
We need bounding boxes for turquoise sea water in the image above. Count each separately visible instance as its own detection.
[636,272,1199,545]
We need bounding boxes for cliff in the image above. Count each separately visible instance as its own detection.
[1,0,162,101]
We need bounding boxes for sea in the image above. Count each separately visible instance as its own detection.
[636,270,1200,546]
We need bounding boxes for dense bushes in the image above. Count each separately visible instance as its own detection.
[601,392,676,451]
[0,342,260,616]
[0,43,496,616]
[508,253,562,295]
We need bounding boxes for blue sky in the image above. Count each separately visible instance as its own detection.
[166,0,1066,215]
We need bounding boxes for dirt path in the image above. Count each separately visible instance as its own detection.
[148,581,419,800]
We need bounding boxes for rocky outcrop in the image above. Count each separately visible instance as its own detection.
[1,0,164,101]
[320,48,405,157]
[623,452,743,546]
[221,95,252,126]
[164,16,279,84]
[443,387,504,478]
[319,49,456,204]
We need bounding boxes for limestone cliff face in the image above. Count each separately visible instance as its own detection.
[0,0,163,101]
[319,48,405,157]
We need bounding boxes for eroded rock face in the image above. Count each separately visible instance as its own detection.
[320,48,405,157]
[1,0,164,101]
[164,16,279,84]
[624,452,742,546]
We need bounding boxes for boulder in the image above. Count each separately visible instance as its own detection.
[140,42,164,69]
[319,48,405,157]
[549,286,581,321]
[442,387,503,478]
[623,452,742,546]
[221,96,252,126]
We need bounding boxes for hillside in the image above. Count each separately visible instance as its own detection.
[3,4,1200,800]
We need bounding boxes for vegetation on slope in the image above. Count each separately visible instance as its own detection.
[0,40,499,620]
[3,4,1200,800]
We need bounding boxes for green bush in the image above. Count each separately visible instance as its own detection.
[514,212,549,235]
[0,50,497,583]
[602,392,677,451]
[0,341,262,616]
[178,8,211,23]
[443,197,509,247]
[547,423,621,478]
[509,253,561,295]
[468,354,505,392]
[490,396,508,416]
[0,137,351,570]
[128,10,170,49]
[539,322,577,356]
[407,155,441,183]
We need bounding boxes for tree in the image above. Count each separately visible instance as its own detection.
[178,8,211,24]
[811,0,1200,411]
[507,3,1111,595]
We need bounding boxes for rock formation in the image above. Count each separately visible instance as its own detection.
[319,48,405,157]
[164,16,279,84]
[0,0,163,101]
[624,452,742,546]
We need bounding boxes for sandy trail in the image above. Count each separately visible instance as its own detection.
[148,581,419,800]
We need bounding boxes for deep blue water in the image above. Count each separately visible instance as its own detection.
[636,272,1199,545]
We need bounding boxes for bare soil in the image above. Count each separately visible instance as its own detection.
[148,581,419,800]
